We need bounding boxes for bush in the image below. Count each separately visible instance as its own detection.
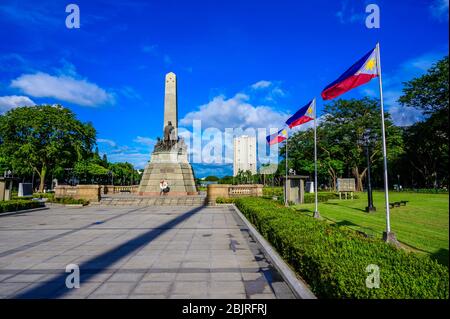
[33,192,55,199]
[234,197,448,299]
[216,197,237,204]
[0,200,44,214]
[400,188,448,194]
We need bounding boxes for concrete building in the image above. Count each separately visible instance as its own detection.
[233,135,257,176]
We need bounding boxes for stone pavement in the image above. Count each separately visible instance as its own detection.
[0,204,295,299]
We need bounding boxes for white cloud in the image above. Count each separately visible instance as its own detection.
[335,0,365,24]
[0,95,35,113]
[97,138,117,148]
[388,105,423,127]
[11,71,115,107]
[180,93,289,131]
[133,136,156,146]
[430,0,449,21]
[251,80,272,89]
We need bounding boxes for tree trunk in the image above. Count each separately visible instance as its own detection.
[352,166,367,192]
[39,164,47,192]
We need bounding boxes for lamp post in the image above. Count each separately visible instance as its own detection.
[362,130,376,213]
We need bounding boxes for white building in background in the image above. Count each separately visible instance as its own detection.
[233,135,257,176]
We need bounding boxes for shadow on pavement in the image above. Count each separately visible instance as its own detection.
[13,206,204,299]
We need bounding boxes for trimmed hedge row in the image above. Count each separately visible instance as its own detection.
[235,197,449,299]
[0,200,43,214]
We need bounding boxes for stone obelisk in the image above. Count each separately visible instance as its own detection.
[163,72,177,138]
[138,72,197,196]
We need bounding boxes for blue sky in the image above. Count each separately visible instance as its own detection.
[0,0,448,177]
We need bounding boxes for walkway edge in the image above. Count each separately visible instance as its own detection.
[0,206,49,218]
[231,204,317,300]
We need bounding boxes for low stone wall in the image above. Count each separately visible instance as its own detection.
[206,184,263,205]
[54,185,101,202]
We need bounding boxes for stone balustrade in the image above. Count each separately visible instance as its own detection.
[101,185,138,194]
[206,184,263,205]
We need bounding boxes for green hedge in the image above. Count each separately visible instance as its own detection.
[216,197,237,204]
[0,200,44,214]
[400,188,448,194]
[235,197,448,299]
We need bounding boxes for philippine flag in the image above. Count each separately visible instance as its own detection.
[285,100,315,129]
[266,128,288,145]
[321,47,379,100]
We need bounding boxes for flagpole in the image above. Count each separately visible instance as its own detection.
[313,98,320,218]
[285,130,288,207]
[376,42,398,245]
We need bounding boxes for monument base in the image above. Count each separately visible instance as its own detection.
[137,150,197,196]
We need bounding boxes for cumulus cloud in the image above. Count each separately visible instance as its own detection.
[133,136,156,146]
[251,80,272,89]
[387,105,423,127]
[97,138,117,148]
[180,93,289,131]
[10,71,114,107]
[0,95,35,113]
[97,137,154,169]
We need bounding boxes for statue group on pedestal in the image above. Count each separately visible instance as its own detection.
[154,121,187,153]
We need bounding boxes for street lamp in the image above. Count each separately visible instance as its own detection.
[108,170,114,186]
[362,129,376,213]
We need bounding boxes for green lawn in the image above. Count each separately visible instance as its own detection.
[294,191,449,266]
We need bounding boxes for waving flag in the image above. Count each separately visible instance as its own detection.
[266,128,288,145]
[321,47,378,100]
[285,100,315,128]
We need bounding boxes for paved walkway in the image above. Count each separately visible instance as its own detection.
[0,205,295,299]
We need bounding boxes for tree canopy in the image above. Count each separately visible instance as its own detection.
[0,105,96,191]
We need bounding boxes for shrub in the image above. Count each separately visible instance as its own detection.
[216,197,237,204]
[50,197,89,205]
[0,200,44,214]
[234,197,448,299]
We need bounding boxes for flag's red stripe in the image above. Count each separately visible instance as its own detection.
[288,116,313,128]
[268,136,286,145]
[321,73,377,100]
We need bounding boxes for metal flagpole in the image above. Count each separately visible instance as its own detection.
[376,42,397,244]
[313,98,320,218]
[285,130,288,207]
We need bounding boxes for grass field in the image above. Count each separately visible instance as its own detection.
[293,191,449,266]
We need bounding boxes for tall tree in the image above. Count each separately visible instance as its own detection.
[322,98,403,191]
[282,98,403,191]
[0,105,96,191]
[397,56,449,187]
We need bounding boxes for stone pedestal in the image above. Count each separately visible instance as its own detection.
[284,176,308,205]
[138,150,197,196]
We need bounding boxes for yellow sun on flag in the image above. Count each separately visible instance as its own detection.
[366,58,376,71]
[307,106,313,114]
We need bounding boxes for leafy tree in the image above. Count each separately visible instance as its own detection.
[399,56,449,116]
[0,105,96,191]
[281,98,403,191]
[204,175,219,182]
[219,175,234,184]
[397,56,449,187]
